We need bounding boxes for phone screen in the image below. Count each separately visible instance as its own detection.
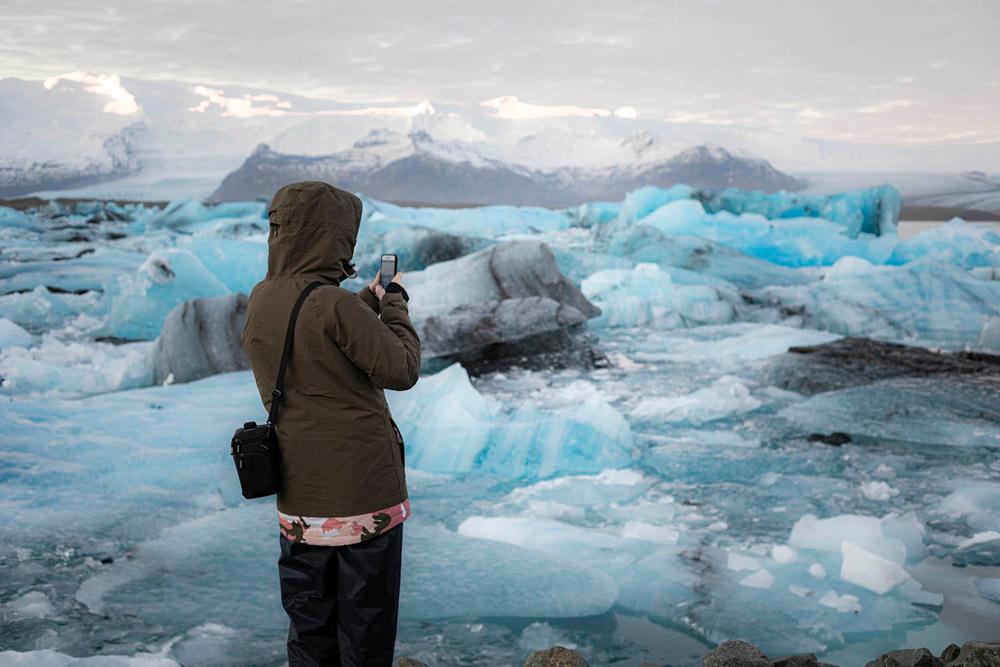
[379,254,397,288]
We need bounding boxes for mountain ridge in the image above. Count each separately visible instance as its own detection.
[208,138,804,206]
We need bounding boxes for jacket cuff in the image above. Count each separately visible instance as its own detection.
[357,284,381,312]
[384,282,409,302]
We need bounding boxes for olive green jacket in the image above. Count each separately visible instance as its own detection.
[241,181,420,516]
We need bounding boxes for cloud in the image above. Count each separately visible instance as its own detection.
[43,72,140,115]
[481,95,626,119]
[189,86,290,117]
[855,99,916,115]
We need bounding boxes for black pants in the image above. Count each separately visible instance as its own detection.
[278,522,403,667]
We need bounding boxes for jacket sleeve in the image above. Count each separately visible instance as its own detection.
[320,290,421,390]
[357,283,380,314]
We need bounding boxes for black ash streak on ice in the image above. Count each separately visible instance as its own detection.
[0,186,999,666]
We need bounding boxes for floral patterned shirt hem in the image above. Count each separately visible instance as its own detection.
[278,498,410,546]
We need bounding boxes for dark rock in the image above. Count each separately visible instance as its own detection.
[522,645,590,667]
[764,336,1000,395]
[941,645,961,663]
[807,432,852,446]
[152,293,250,384]
[394,658,429,667]
[943,641,1000,666]
[773,654,818,667]
[702,639,771,667]
[865,648,943,667]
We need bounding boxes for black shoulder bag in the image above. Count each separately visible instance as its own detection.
[230,280,326,499]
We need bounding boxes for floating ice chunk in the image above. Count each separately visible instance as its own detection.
[387,363,633,478]
[352,217,490,274]
[621,521,679,545]
[695,184,901,237]
[609,227,811,289]
[387,363,499,472]
[957,531,1000,551]
[0,650,180,666]
[0,318,33,349]
[888,217,1000,269]
[727,552,763,572]
[571,200,621,228]
[458,516,622,554]
[141,199,265,233]
[822,255,882,280]
[364,199,571,238]
[772,545,797,564]
[975,577,1000,604]
[179,237,265,294]
[632,375,761,425]
[151,293,249,385]
[758,257,1000,348]
[0,335,153,397]
[938,483,1000,533]
[0,246,144,295]
[6,591,55,619]
[739,568,774,589]
[977,317,1000,351]
[819,590,861,614]
[860,481,898,501]
[809,563,827,579]
[581,263,735,329]
[0,286,103,332]
[788,513,911,564]
[518,621,577,651]
[622,197,898,267]
[0,206,44,232]
[840,541,911,594]
[103,249,230,340]
[506,467,652,507]
[612,184,695,227]
[789,584,812,597]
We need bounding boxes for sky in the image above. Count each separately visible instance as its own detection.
[2,0,999,145]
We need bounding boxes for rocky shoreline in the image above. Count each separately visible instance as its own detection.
[396,639,1000,667]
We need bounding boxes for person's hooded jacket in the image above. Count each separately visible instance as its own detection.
[241,181,420,517]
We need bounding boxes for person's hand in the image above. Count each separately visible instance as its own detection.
[372,272,404,301]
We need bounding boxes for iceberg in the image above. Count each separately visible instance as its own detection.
[608,226,811,289]
[103,249,230,340]
[387,363,633,478]
[753,257,1000,348]
[694,183,901,237]
[888,217,1000,269]
[405,240,600,364]
[631,374,762,425]
[581,263,736,329]
[0,317,33,349]
[151,293,249,385]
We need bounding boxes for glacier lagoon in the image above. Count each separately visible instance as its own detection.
[1,186,999,666]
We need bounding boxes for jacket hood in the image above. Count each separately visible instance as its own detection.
[266,181,363,283]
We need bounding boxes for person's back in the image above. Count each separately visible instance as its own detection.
[241,180,420,666]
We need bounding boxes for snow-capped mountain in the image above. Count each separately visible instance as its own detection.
[2,74,999,208]
[208,135,803,205]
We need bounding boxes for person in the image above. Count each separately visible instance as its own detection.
[241,181,421,667]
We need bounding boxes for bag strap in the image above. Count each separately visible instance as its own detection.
[267,280,327,426]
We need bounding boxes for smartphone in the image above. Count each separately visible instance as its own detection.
[379,254,397,289]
